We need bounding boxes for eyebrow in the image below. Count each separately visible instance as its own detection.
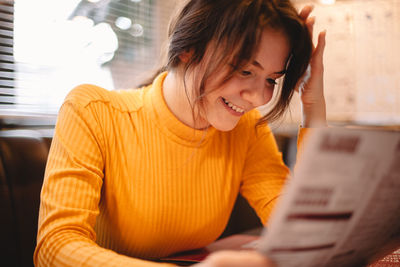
[252,60,286,75]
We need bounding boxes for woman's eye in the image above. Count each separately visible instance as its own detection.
[241,70,252,76]
[266,78,277,85]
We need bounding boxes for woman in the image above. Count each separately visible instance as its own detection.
[34,0,326,266]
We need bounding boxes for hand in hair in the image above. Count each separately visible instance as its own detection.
[296,5,327,128]
[194,250,277,267]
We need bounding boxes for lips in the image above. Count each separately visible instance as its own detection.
[221,97,245,114]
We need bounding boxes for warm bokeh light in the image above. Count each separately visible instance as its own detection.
[320,0,336,5]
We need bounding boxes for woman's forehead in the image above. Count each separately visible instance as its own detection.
[252,28,291,72]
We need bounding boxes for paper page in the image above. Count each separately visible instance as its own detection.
[258,127,400,267]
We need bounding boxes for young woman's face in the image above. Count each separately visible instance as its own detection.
[199,28,291,131]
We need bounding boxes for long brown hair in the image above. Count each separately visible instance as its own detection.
[142,0,312,126]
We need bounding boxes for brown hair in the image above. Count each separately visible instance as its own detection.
[142,0,312,126]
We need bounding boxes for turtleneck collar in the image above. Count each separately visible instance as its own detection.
[145,72,217,146]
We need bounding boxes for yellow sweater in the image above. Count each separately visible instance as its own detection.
[35,72,300,266]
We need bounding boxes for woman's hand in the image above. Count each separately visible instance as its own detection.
[195,250,277,267]
[297,5,327,127]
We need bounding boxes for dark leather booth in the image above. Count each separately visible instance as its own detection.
[0,130,52,267]
[0,128,296,267]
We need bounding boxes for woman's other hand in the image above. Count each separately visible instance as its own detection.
[297,5,327,127]
[195,250,277,267]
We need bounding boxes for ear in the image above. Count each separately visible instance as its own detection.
[178,50,193,63]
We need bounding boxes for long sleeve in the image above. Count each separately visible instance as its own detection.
[240,121,290,225]
[34,74,309,266]
[239,111,311,225]
[34,94,172,267]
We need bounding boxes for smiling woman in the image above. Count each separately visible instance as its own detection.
[162,27,292,131]
[34,1,326,267]
[148,0,313,130]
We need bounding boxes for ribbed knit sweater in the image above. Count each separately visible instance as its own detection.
[34,72,305,266]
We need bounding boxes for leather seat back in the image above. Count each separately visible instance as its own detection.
[0,130,52,267]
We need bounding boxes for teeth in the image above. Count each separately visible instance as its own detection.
[223,98,244,113]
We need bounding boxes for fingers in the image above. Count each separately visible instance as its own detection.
[306,16,316,43]
[295,30,326,94]
[313,30,327,67]
[299,5,316,45]
[299,4,314,20]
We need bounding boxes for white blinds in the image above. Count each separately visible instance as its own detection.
[0,0,176,126]
[0,1,13,107]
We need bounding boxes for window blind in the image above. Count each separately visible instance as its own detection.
[0,0,177,126]
[0,0,14,107]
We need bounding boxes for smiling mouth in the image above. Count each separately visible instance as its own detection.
[222,97,245,114]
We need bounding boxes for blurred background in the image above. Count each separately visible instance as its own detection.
[0,0,399,129]
[0,2,399,265]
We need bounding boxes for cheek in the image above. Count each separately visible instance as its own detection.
[262,87,276,106]
[206,85,234,101]
[267,87,275,100]
[220,79,247,95]
[204,76,247,106]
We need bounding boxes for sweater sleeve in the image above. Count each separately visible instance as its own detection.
[240,122,310,226]
[34,90,172,267]
[239,121,289,226]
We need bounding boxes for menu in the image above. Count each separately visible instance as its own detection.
[258,127,400,267]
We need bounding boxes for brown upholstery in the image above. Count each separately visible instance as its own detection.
[0,130,52,267]
[0,128,296,266]
[219,133,297,238]
[0,150,19,266]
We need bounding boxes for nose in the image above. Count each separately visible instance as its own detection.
[240,83,273,108]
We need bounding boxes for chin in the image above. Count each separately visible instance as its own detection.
[212,121,239,132]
